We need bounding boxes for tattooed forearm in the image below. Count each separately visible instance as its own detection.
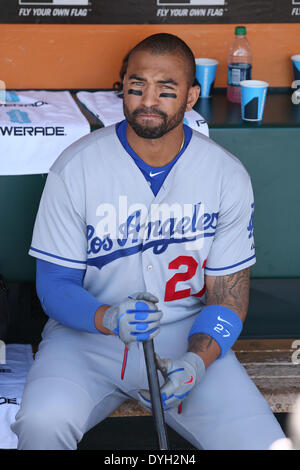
[188,334,213,354]
[205,267,250,321]
[187,268,251,367]
[187,333,221,366]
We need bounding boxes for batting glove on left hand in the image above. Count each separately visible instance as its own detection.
[138,352,205,411]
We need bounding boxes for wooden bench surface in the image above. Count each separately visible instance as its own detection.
[109,338,300,417]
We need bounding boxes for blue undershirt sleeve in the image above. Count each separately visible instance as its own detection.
[36,258,104,333]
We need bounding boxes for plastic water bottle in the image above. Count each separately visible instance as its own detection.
[227,26,252,103]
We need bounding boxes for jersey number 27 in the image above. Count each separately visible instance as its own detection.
[164,255,206,302]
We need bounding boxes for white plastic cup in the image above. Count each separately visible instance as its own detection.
[240,80,269,121]
[195,58,218,98]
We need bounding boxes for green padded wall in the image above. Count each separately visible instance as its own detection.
[0,174,47,282]
[210,127,300,278]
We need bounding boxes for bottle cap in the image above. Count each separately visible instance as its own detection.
[235,26,246,36]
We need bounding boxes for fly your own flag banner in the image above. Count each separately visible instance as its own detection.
[1,0,300,24]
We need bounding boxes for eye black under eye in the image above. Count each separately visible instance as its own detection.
[128,89,143,96]
[159,92,177,98]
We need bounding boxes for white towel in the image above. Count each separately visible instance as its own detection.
[0,91,90,176]
[77,90,209,136]
[0,344,34,449]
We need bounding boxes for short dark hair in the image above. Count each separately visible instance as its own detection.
[127,33,196,87]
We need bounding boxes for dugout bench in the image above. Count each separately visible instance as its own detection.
[1,89,299,422]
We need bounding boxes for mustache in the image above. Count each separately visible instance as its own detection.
[132,107,167,119]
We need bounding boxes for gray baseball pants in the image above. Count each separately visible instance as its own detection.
[11,316,285,450]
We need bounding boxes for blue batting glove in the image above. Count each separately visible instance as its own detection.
[138,352,205,411]
[102,292,162,345]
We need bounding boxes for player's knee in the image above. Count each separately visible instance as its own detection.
[12,398,82,450]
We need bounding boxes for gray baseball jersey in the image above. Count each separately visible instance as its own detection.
[29,124,256,325]
[13,124,285,452]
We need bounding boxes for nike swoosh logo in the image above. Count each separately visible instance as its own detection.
[149,170,165,177]
[184,376,194,384]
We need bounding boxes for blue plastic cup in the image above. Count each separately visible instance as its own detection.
[240,80,269,121]
[195,58,218,98]
[291,54,300,81]
[291,55,300,100]
[0,81,5,105]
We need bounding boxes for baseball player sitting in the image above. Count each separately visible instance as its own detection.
[12,33,285,450]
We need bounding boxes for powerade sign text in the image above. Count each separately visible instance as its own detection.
[0,94,66,136]
[0,0,299,24]
[0,126,65,136]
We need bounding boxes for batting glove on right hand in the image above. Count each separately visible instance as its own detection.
[102,292,163,345]
[139,352,205,411]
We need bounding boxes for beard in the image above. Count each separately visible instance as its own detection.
[123,100,187,139]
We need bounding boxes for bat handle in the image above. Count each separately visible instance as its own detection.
[143,339,169,450]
